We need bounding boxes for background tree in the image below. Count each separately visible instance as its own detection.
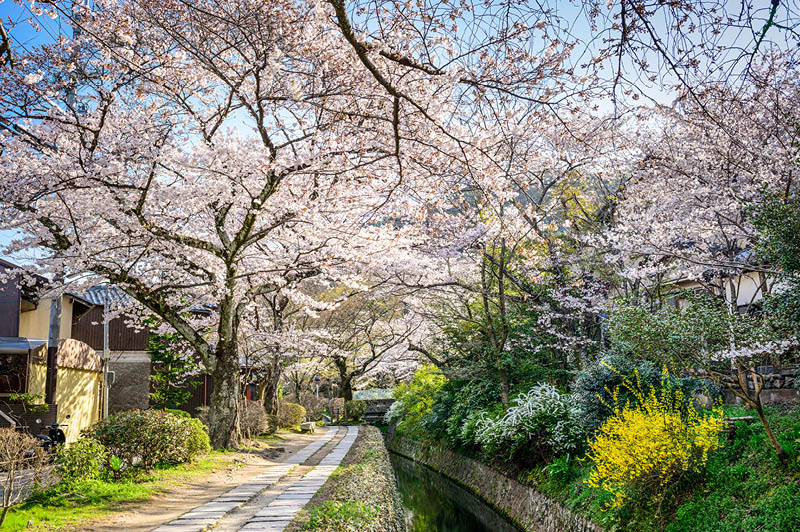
[148,329,202,410]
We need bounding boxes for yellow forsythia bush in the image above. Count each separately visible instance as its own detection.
[585,367,724,513]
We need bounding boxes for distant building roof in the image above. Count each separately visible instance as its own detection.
[353,388,394,401]
[81,285,134,306]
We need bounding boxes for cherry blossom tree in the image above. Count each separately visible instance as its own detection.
[302,290,419,401]
[0,0,463,447]
[608,56,800,304]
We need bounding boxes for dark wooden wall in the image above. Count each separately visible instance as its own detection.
[0,263,20,337]
[174,374,213,416]
[71,306,149,351]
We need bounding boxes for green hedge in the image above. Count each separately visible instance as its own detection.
[344,400,366,421]
[82,409,210,474]
[278,402,307,428]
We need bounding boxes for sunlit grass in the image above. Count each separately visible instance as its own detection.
[2,452,232,532]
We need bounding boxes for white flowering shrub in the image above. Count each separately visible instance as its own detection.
[475,383,586,464]
[383,400,405,425]
[458,410,490,449]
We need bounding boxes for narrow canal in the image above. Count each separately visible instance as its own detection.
[390,453,524,532]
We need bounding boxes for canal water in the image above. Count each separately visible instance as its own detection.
[390,453,524,532]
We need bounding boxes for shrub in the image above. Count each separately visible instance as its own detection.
[329,398,345,420]
[186,418,212,457]
[383,401,404,425]
[82,409,210,473]
[266,414,279,434]
[571,351,718,433]
[240,400,270,438]
[278,402,306,428]
[571,352,662,432]
[459,409,491,449]
[0,429,49,526]
[476,383,585,464]
[195,406,210,427]
[585,368,724,517]
[443,380,502,448]
[393,365,447,437]
[164,408,191,418]
[55,438,107,485]
[344,400,366,421]
[295,391,326,421]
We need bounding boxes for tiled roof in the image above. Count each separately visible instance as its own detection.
[81,285,135,306]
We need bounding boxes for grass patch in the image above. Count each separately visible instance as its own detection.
[302,500,377,531]
[2,452,232,531]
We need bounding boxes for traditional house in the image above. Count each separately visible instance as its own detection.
[0,259,104,442]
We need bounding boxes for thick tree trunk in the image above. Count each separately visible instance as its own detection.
[342,376,354,401]
[208,345,241,449]
[333,357,353,401]
[263,360,282,415]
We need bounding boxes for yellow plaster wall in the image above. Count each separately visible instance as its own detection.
[29,362,46,397]
[18,296,74,340]
[55,367,102,442]
[19,298,51,339]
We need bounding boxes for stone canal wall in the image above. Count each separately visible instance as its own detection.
[386,429,601,532]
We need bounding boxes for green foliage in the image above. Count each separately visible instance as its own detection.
[608,294,774,367]
[82,409,210,475]
[186,418,212,457]
[750,192,800,276]
[302,500,377,531]
[108,455,123,473]
[421,379,502,449]
[572,352,662,432]
[545,454,580,485]
[277,402,306,428]
[392,365,447,438]
[147,327,201,409]
[55,438,107,486]
[8,393,49,413]
[343,400,366,421]
[3,452,231,531]
[664,405,800,532]
[164,408,190,418]
[571,352,719,433]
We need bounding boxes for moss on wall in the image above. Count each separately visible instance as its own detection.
[386,430,601,532]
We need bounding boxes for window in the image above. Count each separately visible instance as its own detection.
[0,353,29,394]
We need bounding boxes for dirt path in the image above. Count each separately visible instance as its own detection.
[71,429,328,532]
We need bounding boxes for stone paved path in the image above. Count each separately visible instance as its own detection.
[150,425,358,532]
[237,426,358,532]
